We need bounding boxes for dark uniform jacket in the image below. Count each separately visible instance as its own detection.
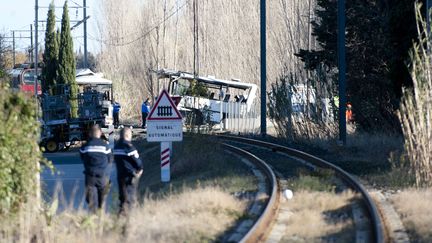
[113,102,121,114]
[80,138,112,177]
[113,139,143,177]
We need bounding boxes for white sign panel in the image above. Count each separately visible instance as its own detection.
[147,121,183,142]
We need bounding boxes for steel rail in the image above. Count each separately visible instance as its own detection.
[218,135,385,243]
[221,143,280,243]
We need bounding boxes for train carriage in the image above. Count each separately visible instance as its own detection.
[8,65,42,95]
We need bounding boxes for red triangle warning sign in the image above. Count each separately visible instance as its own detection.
[147,89,182,121]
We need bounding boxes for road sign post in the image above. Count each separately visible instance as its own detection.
[146,90,183,182]
[160,142,171,182]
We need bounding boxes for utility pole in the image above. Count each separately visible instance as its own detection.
[34,0,41,211]
[8,27,38,64]
[83,0,88,68]
[35,0,39,101]
[260,0,267,137]
[12,31,15,66]
[30,24,33,64]
[306,0,313,118]
[192,0,199,77]
[260,0,267,136]
[337,0,346,145]
[5,29,33,65]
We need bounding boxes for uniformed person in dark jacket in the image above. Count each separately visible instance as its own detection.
[113,127,143,213]
[80,124,112,212]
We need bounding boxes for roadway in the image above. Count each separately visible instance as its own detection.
[41,150,118,212]
[40,128,148,212]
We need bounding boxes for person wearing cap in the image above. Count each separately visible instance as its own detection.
[141,99,150,128]
[80,124,112,212]
[113,127,143,214]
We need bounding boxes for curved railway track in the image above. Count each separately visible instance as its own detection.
[218,135,385,243]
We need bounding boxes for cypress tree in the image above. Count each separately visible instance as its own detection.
[41,2,58,95]
[56,28,60,56]
[58,1,78,118]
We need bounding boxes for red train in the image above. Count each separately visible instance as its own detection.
[8,64,42,95]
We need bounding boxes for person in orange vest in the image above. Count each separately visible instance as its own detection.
[346,102,353,123]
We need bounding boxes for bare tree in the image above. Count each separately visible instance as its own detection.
[0,33,11,71]
[97,0,318,120]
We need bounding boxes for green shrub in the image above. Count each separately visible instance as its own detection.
[187,79,209,97]
[0,81,46,215]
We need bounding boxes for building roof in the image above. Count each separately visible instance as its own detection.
[76,69,112,85]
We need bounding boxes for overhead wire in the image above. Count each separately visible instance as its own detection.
[95,1,179,42]
[89,0,189,47]
[70,0,83,8]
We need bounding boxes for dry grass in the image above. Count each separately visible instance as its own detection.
[398,4,432,187]
[0,187,246,243]
[300,132,403,163]
[281,190,357,242]
[137,135,258,196]
[390,188,432,242]
[127,187,245,242]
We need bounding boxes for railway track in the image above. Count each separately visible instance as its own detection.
[218,135,385,243]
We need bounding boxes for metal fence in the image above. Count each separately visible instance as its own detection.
[222,102,260,134]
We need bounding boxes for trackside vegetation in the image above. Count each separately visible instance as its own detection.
[57,1,78,118]
[41,2,58,95]
[0,76,46,215]
[399,4,432,187]
[0,135,253,242]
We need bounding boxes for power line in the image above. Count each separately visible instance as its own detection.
[109,2,179,41]
[70,0,83,8]
[91,1,187,46]
[89,0,189,47]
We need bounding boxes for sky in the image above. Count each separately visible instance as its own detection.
[0,0,103,54]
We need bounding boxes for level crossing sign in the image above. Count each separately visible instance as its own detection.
[147,89,183,142]
[146,89,183,182]
[147,89,182,121]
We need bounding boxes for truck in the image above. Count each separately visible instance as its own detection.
[40,69,114,152]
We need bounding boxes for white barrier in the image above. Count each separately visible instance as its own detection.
[224,102,260,134]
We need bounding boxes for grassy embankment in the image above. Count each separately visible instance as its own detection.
[265,131,413,189]
[266,130,430,241]
[255,143,359,242]
[1,135,257,243]
[281,172,359,242]
[134,134,257,196]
